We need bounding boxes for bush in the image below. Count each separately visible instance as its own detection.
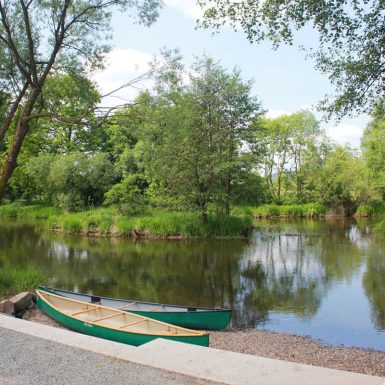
[104,174,148,215]
[356,202,385,217]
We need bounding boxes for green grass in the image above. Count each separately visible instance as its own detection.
[252,203,326,218]
[0,265,44,296]
[48,208,252,238]
[113,211,252,238]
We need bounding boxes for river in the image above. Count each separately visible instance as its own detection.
[0,218,384,350]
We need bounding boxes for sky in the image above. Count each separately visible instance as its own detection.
[93,0,370,149]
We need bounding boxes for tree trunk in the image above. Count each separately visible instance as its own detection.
[0,121,29,201]
[0,88,41,203]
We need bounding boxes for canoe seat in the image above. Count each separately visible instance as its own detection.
[91,296,101,304]
[119,319,147,329]
[187,307,197,312]
[71,306,98,316]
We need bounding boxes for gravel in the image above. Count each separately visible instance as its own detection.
[23,309,385,378]
[210,329,385,377]
[0,327,223,385]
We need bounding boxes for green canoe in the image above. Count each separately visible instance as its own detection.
[36,290,209,347]
[39,286,232,330]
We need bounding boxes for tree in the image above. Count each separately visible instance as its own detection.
[315,146,370,213]
[253,111,323,203]
[198,0,385,118]
[0,0,162,202]
[138,56,263,219]
[361,100,385,200]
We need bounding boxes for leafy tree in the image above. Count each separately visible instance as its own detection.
[315,146,366,213]
[361,100,385,200]
[0,0,162,201]
[253,111,323,203]
[37,73,103,154]
[198,0,385,118]
[104,174,148,214]
[138,56,263,218]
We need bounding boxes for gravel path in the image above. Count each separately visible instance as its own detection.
[211,329,385,377]
[23,309,385,377]
[0,327,223,385]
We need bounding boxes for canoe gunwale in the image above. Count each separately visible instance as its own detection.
[36,290,208,337]
[39,286,231,313]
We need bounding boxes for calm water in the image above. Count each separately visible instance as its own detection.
[1,218,384,350]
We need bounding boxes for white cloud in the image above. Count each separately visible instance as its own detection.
[164,0,203,19]
[265,109,291,118]
[326,123,363,148]
[92,48,154,107]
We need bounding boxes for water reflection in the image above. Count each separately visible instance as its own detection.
[0,218,384,349]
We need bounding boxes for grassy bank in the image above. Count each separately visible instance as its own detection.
[0,204,252,238]
[0,203,62,219]
[0,265,44,298]
[249,203,327,218]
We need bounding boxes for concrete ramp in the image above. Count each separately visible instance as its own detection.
[135,338,384,385]
[0,314,384,385]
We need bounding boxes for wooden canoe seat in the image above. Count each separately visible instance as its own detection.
[71,306,98,316]
[92,313,122,323]
[119,319,147,329]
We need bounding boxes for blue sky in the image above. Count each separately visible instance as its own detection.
[94,0,369,148]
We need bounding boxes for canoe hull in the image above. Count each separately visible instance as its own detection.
[36,294,209,347]
[39,286,231,330]
[131,310,231,331]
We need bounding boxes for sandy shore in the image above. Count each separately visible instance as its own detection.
[23,309,385,377]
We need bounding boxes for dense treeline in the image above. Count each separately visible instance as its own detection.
[1,54,385,220]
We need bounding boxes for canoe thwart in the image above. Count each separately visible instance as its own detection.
[71,306,98,316]
[119,319,147,329]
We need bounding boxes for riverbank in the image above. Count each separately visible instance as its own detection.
[23,308,385,377]
[0,204,252,238]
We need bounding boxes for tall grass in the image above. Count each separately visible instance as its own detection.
[49,209,252,238]
[0,265,44,295]
[113,211,252,238]
[253,203,326,218]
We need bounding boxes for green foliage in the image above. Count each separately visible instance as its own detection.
[374,219,385,232]
[0,265,44,295]
[104,174,149,214]
[253,111,328,204]
[139,54,264,217]
[356,202,385,218]
[9,151,116,211]
[198,0,385,117]
[253,203,326,218]
[361,102,385,200]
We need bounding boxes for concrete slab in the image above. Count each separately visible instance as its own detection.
[0,314,384,385]
[134,339,385,385]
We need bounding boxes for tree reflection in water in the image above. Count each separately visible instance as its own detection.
[0,218,384,338]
